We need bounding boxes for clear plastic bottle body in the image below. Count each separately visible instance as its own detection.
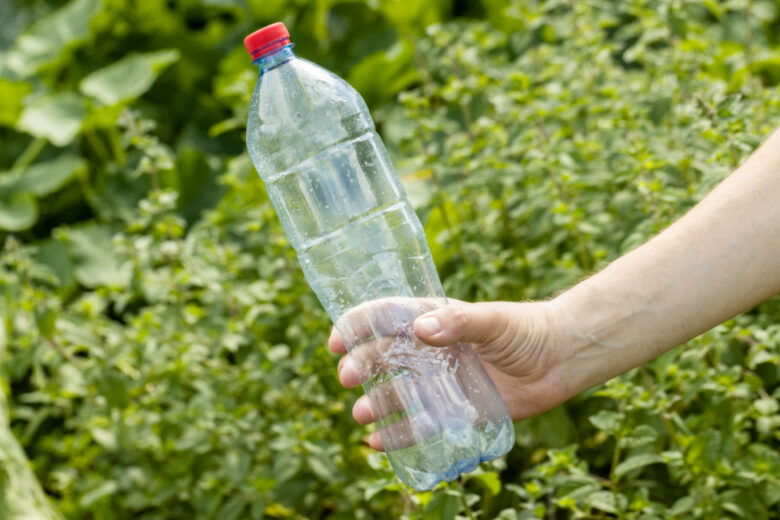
[246,46,514,490]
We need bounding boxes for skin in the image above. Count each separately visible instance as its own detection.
[329,127,780,451]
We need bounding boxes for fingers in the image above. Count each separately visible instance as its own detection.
[337,354,361,388]
[335,320,441,389]
[413,301,511,347]
[368,431,384,451]
[329,297,485,455]
[330,297,451,389]
[353,397,384,451]
[330,296,462,355]
[334,297,444,349]
[329,328,346,354]
[352,394,374,424]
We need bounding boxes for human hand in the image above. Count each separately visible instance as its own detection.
[329,298,571,451]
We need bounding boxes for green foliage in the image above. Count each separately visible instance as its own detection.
[0,383,64,520]
[1,0,779,518]
[79,49,180,106]
[17,93,88,147]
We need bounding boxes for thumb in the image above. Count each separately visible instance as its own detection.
[413,302,513,347]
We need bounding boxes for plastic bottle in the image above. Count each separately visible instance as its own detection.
[244,22,514,490]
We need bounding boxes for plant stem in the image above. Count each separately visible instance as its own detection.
[109,127,126,165]
[459,493,477,520]
[45,338,83,368]
[11,138,46,171]
[150,166,160,192]
[455,480,477,520]
[84,129,112,164]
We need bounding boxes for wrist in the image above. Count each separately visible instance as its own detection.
[548,269,661,397]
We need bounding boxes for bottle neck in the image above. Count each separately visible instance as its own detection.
[254,45,296,76]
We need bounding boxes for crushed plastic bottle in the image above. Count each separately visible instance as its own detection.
[244,22,514,491]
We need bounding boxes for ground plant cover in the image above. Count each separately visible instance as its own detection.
[0,0,779,518]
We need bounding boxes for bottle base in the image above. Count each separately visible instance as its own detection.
[385,420,515,491]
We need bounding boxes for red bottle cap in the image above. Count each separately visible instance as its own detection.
[244,22,291,61]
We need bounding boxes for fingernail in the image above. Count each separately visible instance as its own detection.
[415,316,442,337]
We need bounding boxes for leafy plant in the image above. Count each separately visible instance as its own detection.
[0,0,778,518]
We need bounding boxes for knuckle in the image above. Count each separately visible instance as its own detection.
[448,305,469,330]
[492,303,551,374]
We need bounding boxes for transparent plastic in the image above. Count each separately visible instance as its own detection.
[246,44,514,490]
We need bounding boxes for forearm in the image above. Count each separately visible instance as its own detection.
[553,128,780,396]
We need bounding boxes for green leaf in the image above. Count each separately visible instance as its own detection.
[531,406,577,448]
[701,0,723,19]
[17,93,87,146]
[172,148,225,223]
[250,497,266,520]
[80,480,118,508]
[95,371,129,409]
[621,424,658,448]
[754,397,779,415]
[1,0,102,77]
[759,480,780,507]
[0,192,37,231]
[347,40,419,107]
[424,200,459,266]
[0,154,87,197]
[614,453,665,478]
[558,479,601,501]
[307,452,340,481]
[33,238,75,288]
[467,471,501,495]
[685,430,721,468]
[378,0,448,34]
[0,79,32,126]
[587,491,627,514]
[59,363,87,397]
[588,410,624,434]
[364,478,394,500]
[89,426,118,450]
[34,308,57,339]
[216,495,247,520]
[272,450,301,484]
[668,495,696,516]
[720,489,768,520]
[0,309,6,352]
[60,224,131,288]
[79,49,180,106]
[424,490,461,520]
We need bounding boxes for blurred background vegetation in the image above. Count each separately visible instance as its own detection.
[1,0,779,518]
